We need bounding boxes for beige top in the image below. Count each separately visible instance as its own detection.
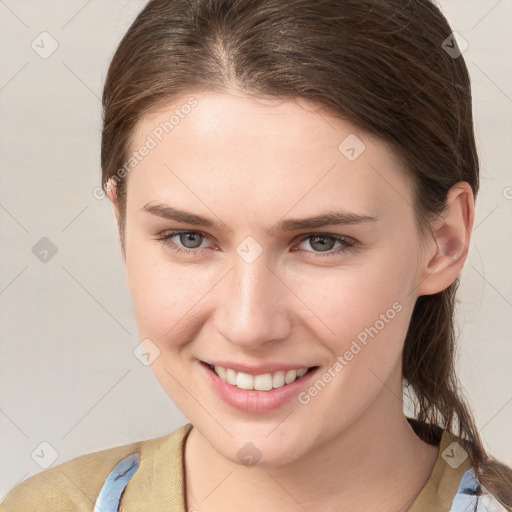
[0,422,476,511]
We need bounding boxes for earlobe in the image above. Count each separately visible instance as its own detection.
[414,182,474,297]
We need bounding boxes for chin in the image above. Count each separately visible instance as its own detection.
[212,427,310,468]
[225,444,303,468]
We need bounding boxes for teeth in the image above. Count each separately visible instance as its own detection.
[226,368,237,385]
[272,371,285,388]
[213,365,310,391]
[215,366,227,381]
[236,372,254,390]
[284,369,297,384]
[254,373,273,391]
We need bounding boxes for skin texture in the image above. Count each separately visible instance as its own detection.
[108,90,474,511]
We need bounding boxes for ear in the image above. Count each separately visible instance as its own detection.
[414,181,475,297]
[106,180,126,263]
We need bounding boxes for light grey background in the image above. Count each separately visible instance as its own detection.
[0,0,511,500]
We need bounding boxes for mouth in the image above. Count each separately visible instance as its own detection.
[203,362,319,391]
[200,360,321,413]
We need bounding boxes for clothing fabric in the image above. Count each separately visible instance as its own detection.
[93,453,140,512]
[0,421,508,511]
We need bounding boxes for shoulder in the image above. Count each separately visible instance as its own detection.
[0,440,143,512]
[450,467,510,512]
[406,418,510,512]
[438,431,510,512]
[0,424,193,512]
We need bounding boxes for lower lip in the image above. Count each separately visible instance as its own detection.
[199,361,319,413]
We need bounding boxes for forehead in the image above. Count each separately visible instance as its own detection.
[126,91,413,223]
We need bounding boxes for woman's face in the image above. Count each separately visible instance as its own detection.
[118,91,433,466]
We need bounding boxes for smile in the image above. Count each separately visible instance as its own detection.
[209,364,314,391]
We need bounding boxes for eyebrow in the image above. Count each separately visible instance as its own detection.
[142,203,378,234]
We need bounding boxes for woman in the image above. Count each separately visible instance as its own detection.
[2,0,511,511]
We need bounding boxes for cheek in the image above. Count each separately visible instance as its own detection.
[291,263,414,417]
[125,245,207,342]
[293,252,417,389]
[295,248,416,334]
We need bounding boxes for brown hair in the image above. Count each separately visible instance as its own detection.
[101,0,512,506]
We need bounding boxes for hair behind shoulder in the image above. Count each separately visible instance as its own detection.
[100,0,512,506]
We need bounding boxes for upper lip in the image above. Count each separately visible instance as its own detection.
[202,360,318,375]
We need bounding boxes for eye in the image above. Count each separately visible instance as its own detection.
[156,230,212,256]
[156,230,356,258]
[293,233,356,257]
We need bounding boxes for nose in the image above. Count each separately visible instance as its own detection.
[213,252,293,350]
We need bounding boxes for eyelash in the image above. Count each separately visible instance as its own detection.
[155,230,357,258]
